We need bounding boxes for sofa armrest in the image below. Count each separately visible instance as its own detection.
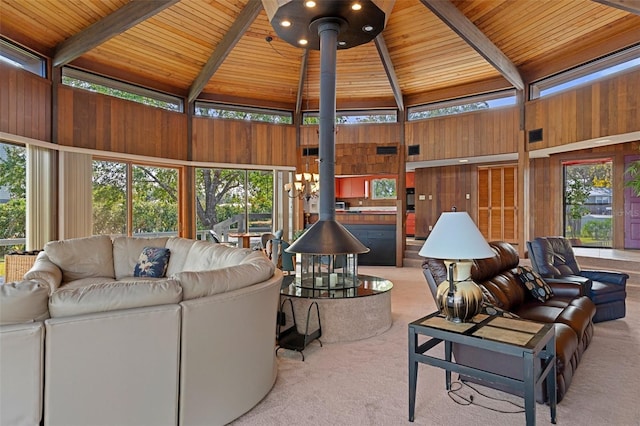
[580,270,628,286]
[545,275,592,297]
[23,252,62,294]
[546,279,586,298]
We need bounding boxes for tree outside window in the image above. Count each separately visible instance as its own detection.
[371,178,396,200]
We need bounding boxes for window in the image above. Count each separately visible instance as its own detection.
[62,67,183,112]
[371,178,396,200]
[195,168,274,246]
[0,38,46,77]
[563,159,612,248]
[407,90,516,121]
[194,101,292,124]
[531,45,640,99]
[92,160,179,236]
[0,143,27,277]
[302,110,397,124]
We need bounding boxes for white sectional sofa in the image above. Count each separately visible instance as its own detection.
[0,235,283,426]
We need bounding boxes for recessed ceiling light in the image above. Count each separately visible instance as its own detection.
[299,39,308,46]
[338,41,347,46]
[459,159,469,163]
[362,25,374,32]
[305,1,316,7]
[280,20,291,27]
[351,3,362,10]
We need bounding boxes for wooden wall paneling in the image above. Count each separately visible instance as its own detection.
[405,107,520,161]
[527,69,640,151]
[0,64,51,141]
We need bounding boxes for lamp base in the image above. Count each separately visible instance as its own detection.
[435,261,483,323]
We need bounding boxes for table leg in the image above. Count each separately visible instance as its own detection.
[547,336,557,424]
[408,327,417,422]
[523,351,536,426]
[445,340,452,390]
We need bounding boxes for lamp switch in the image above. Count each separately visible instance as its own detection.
[466,193,470,200]
[428,194,433,200]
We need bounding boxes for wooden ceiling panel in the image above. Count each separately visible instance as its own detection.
[0,0,127,51]
[204,11,303,107]
[383,0,499,98]
[1,0,638,109]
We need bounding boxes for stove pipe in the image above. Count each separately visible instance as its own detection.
[287,18,368,256]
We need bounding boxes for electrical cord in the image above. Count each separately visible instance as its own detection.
[446,380,525,414]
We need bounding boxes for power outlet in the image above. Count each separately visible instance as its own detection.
[466,193,470,200]
[428,225,433,231]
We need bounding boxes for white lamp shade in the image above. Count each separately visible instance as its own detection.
[418,212,495,260]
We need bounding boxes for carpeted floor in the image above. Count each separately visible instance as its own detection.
[231,266,640,426]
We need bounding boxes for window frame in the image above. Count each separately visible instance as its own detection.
[530,44,640,100]
[62,67,184,112]
[407,89,517,122]
[194,101,293,124]
[0,38,46,77]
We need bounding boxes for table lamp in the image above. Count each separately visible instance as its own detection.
[418,211,495,323]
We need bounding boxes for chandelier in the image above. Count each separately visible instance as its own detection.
[285,172,319,201]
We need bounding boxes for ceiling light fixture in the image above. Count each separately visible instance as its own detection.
[305,0,316,7]
[280,19,292,27]
[351,3,362,10]
[362,25,374,32]
[299,39,308,46]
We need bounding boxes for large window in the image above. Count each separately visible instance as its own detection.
[0,143,27,279]
[407,90,516,121]
[62,67,183,112]
[194,101,292,124]
[371,178,397,200]
[302,109,397,124]
[563,159,613,248]
[195,168,273,246]
[0,39,46,77]
[92,160,179,236]
[531,45,640,99]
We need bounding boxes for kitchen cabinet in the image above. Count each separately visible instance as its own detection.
[406,212,415,236]
[337,177,366,198]
[343,224,396,266]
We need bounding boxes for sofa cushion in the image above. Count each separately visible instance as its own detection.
[134,247,170,278]
[480,300,519,318]
[112,236,169,279]
[49,279,183,318]
[175,256,275,300]
[45,235,115,282]
[182,241,258,271]
[0,280,50,325]
[164,237,196,276]
[517,266,554,302]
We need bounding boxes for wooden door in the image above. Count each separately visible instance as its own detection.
[624,155,640,249]
[478,166,517,243]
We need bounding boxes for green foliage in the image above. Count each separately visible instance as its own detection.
[62,76,181,112]
[408,101,489,120]
[195,106,292,124]
[372,178,397,199]
[581,219,612,241]
[0,145,26,198]
[565,177,591,238]
[0,145,26,256]
[625,158,640,196]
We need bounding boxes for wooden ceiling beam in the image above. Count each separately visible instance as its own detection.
[53,0,179,67]
[592,0,640,15]
[374,34,404,112]
[295,49,309,116]
[188,1,262,104]
[420,0,524,91]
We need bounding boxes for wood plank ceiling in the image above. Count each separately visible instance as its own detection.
[1,0,638,111]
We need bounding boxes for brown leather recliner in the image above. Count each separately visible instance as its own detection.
[422,241,596,403]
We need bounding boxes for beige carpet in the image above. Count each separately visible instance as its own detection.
[231,266,640,426]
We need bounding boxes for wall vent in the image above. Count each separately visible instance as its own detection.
[376,146,398,155]
[408,145,420,156]
[528,128,543,143]
[303,147,319,156]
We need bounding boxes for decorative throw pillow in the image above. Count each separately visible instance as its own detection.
[517,265,554,302]
[480,300,519,319]
[134,247,170,278]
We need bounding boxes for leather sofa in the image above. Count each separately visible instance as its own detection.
[0,235,283,426]
[527,236,628,323]
[422,241,596,403]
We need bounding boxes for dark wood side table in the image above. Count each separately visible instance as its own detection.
[408,312,557,426]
